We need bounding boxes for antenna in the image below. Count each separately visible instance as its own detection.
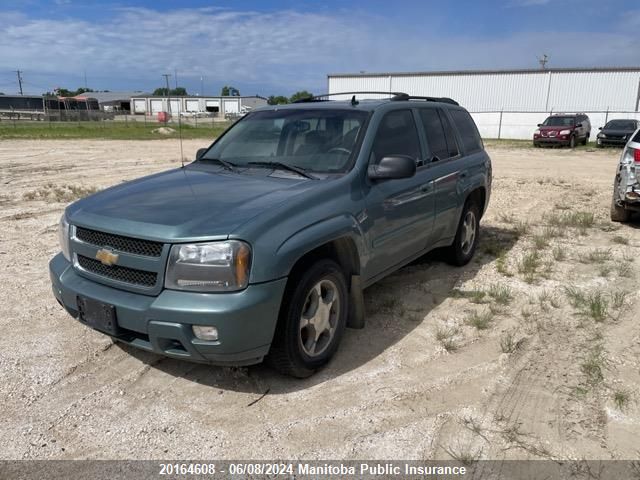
[537,54,549,70]
[15,70,23,95]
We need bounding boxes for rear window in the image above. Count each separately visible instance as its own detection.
[449,109,483,154]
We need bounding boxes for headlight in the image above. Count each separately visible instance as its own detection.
[534,129,540,135]
[58,214,71,261]
[597,133,605,138]
[165,241,251,292]
[559,129,571,135]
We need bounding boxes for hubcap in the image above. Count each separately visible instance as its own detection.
[460,210,477,256]
[299,279,340,358]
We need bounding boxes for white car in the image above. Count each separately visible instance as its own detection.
[611,127,640,222]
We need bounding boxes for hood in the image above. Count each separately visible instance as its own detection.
[66,165,316,241]
[601,128,636,136]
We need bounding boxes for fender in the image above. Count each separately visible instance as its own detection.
[271,213,368,281]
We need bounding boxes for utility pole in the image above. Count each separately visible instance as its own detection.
[162,73,172,115]
[83,70,88,90]
[15,70,24,95]
[537,54,549,70]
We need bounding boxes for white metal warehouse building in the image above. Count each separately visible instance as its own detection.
[129,95,267,117]
[328,67,640,139]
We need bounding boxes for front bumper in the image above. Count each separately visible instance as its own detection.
[49,253,287,366]
[597,137,627,147]
[534,136,571,146]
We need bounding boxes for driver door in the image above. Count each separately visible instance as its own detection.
[362,109,436,281]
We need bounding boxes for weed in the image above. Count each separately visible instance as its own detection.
[532,233,549,250]
[521,306,533,320]
[500,331,520,353]
[613,389,631,410]
[582,248,612,264]
[495,254,512,277]
[435,326,459,352]
[598,264,613,277]
[552,246,567,261]
[554,203,571,211]
[617,262,633,278]
[513,221,530,238]
[518,251,540,283]
[581,345,607,385]
[498,213,516,224]
[612,235,629,245]
[442,442,482,465]
[611,291,628,310]
[451,289,487,304]
[488,284,513,305]
[545,211,595,230]
[23,183,99,203]
[466,310,494,330]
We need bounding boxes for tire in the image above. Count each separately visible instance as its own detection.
[268,259,348,378]
[569,135,576,149]
[533,141,539,148]
[610,190,631,222]
[447,201,480,266]
[582,132,589,146]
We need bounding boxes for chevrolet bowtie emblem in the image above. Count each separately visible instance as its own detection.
[96,248,119,266]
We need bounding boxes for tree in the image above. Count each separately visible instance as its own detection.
[289,90,313,103]
[221,86,240,96]
[153,87,188,96]
[267,95,289,105]
[47,87,95,97]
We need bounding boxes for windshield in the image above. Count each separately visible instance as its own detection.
[605,120,637,130]
[202,109,369,174]
[543,116,576,127]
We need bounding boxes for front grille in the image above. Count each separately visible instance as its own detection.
[76,227,163,257]
[77,255,157,287]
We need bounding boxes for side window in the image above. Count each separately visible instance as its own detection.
[370,110,421,164]
[419,108,459,160]
[449,109,483,154]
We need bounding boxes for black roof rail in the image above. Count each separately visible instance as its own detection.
[293,91,407,103]
[390,94,459,105]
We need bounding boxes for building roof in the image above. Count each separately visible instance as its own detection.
[74,91,149,103]
[328,66,640,78]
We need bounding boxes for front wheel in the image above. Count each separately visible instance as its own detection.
[447,202,480,266]
[268,259,348,378]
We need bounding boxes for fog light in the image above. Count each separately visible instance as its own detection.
[192,325,219,341]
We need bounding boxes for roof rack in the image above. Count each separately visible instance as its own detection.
[390,93,459,105]
[293,91,405,103]
[293,91,459,106]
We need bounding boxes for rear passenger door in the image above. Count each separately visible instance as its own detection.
[417,107,465,244]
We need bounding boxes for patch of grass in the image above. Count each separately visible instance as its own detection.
[581,345,607,386]
[513,221,530,238]
[495,254,513,277]
[498,213,516,224]
[488,283,513,305]
[582,248,612,264]
[612,235,629,245]
[566,287,608,322]
[0,121,231,140]
[23,183,99,203]
[521,306,533,320]
[598,264,613,277]
[612,291,628,310]
[466,310,494,330]
[518,251,541,283]
[435,326,459,353]
[500,331,521,354]
[545,211,595,230]
[617,262,633,278]
[613,389,631,411]
[552,246,567,262]
[554,203,571,211]
[538,290,560,310]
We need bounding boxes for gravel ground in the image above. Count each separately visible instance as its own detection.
[1,139,639,460]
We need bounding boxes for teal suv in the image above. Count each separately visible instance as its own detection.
[50,92,492,377]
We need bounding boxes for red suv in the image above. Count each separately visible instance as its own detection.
[533,114,591,148]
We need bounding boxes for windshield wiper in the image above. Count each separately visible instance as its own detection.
[247,161,317,179]
[198,157,238,172]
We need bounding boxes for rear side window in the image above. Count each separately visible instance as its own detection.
[449,109,483,154]
[370,110,421,163]
[418,108,459,160]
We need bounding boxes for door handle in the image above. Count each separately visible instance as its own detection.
[420,183,433,192]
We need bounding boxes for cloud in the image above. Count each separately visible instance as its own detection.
[0,7,637,94]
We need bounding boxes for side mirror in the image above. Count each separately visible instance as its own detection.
[537,124,542,127]
[196,148,208,160]
[368,155,416,181]
[599,127,603,130]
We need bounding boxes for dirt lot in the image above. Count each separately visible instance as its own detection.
[1,139,639,461]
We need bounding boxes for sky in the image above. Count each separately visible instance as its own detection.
[0,0,638,97]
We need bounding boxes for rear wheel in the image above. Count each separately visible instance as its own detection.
[268,259,348,378]
[610,189,631,222]
[569,135,576,149]
[582,132,589,146]
[447,201,480,266]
